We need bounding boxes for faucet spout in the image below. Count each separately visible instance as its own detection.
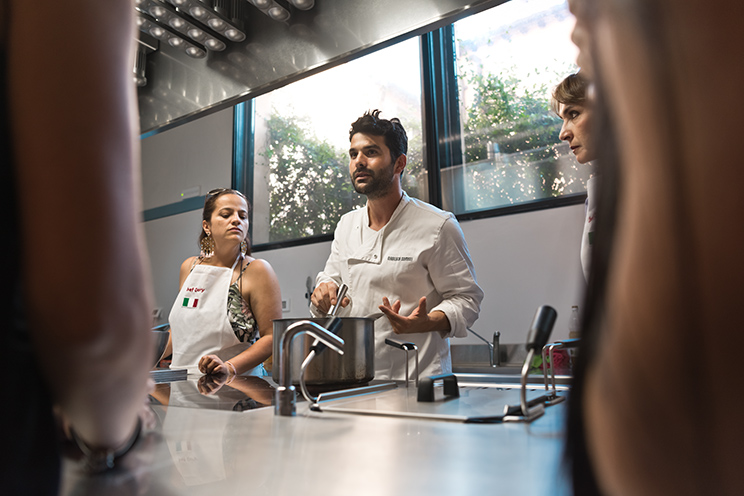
[275,320,345,416]
[467,327,499,367]
[493,331,501,366]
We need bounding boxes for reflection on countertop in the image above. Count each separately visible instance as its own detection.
[60,374,570,496]
[149,375,275,412]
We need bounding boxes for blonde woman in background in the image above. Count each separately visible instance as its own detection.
[551,72,598,281]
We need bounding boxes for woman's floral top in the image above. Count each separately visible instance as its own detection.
[227,262,259,344]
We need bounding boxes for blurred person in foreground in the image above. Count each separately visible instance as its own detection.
[551,72,599,281]
[564,0,744,494]
[1,0,154,492]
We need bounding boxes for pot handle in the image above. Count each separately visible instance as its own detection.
[417,373,460,402]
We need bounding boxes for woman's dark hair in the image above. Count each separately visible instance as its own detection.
[349,109,408,163]
[199,188,251,256]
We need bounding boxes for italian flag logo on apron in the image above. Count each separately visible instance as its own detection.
[182,297,199,308]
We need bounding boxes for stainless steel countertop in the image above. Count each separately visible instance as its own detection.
[60,375,571,495]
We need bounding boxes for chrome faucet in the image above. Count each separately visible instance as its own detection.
[275,320,345,416]
[467,328,501,367]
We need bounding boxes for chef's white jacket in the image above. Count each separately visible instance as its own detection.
[313,192,484,381]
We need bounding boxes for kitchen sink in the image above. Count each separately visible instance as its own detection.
[451,343,526,378]
[451,343,527,368]
[451,344,572,390]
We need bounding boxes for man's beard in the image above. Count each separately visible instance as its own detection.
[352,165,395,199]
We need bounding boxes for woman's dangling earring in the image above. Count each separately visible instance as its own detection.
[200,232,215,258]
[240,239,248,256]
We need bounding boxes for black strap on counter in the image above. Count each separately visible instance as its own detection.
[417,373,459,402]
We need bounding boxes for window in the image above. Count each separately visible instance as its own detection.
[246,0,586,248]
[443,0,589,215]
[250,38,424,246]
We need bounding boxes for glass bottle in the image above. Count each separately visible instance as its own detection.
[568,305,581,339]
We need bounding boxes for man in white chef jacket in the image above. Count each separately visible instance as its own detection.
[311,109,483,381]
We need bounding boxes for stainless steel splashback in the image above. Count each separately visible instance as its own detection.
[137,0,506,134]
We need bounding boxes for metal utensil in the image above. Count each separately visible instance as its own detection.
[327,283,348,317]
[311,283,348,354]
[503,305,557,422]
[384,338,419,387]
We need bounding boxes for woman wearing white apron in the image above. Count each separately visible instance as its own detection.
[168,189,282,379]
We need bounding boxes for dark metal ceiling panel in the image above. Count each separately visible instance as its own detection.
[137,0,506,134]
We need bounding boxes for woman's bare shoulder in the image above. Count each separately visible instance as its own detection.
[242,258,279,285]
[181,256,200,270]
[246,257,272,270]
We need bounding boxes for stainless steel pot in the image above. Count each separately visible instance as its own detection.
[272,317,374,386]
[152,326,170,368]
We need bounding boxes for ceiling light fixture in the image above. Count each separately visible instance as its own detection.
[211,0,248,41]
[166,0,246,42]
[136,0,230,52]
[136,12,207,58]
[248,0,290,22]
[288,0,314,10]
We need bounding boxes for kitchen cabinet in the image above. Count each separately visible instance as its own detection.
[60,375,570,495]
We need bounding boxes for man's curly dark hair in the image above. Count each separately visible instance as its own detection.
[349,109,408,163]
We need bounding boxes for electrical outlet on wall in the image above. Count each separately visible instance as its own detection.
[281,299,291,313]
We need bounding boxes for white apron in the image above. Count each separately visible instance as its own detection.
[169,257,264,375]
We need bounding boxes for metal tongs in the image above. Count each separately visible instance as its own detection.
[327,283,348,318]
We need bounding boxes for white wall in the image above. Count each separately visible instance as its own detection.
[141,108,233,321]
[141,108,233,210]
[141,110,587,343]
[461,206,586,343]
[144,209,202,322]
